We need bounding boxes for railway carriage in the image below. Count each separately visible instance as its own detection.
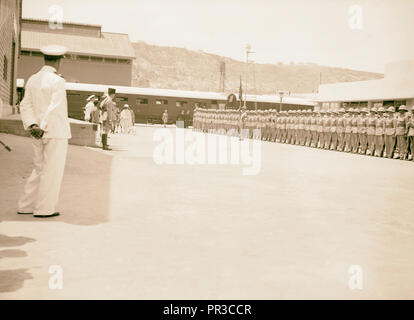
[17,81,315,126]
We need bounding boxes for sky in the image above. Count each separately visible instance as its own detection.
[22,0,414,73]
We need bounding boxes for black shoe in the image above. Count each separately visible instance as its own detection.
[34,212,60,218]
[17,211,33,215]
[103,146,112,150]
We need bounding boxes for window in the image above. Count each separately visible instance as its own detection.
[31,51,43,57]
[383,100,394,107]
[195,102,207,108]
[3,55,7,80]
[176,101,188,107]
[137,98,148,105]
[78,55,90,61]
[395,100,406,107]
[116,97,128,103]
[156,99,168,105]
[118,59,131,64]
[90,56,103,62]
[104,58,117,64]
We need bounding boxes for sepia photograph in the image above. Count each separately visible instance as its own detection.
[0,0,414,307]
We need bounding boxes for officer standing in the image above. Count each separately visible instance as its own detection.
[100,87,116,150]
[162,109,168,127]
[18,45,71,218]
[357,108,368,154]
[310,111,318,148]
[395,105,409,160]
[330,110,338,151]
[375,106,386,157]
[315,111,323,148]
[366,107,377,156]
[336,108,346,151]
[384,106,396,159]
[408,108,414,161]
[344,108,353,152]
[322,111,331,149]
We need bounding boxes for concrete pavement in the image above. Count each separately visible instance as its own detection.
[1,127,414,299]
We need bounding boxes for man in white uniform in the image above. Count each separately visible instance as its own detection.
[84,95,95,122]
[18,45,71,218]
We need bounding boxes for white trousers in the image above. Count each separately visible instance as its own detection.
[18,138,68,215]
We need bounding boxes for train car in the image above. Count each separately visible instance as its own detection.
[16,80,315,125]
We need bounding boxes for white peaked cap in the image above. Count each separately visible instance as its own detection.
[40,45,67,56]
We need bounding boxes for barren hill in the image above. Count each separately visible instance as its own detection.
[131,41,383,94]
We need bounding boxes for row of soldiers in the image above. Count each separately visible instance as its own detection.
[192,106,414,160]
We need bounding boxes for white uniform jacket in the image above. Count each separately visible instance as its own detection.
[20,65,71,139]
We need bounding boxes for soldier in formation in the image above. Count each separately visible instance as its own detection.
[192,105,414,160]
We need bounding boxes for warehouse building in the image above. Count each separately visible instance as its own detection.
[18,18,135,86]
[0,0,22,117]
[316,60,414,111]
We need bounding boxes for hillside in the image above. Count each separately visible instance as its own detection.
[131,41,383,94]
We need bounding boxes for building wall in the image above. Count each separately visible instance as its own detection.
[0,0,21,117]
[18,54,132,86]
[22,19,101,37]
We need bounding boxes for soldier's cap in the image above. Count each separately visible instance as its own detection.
[347,108,354,112]
[361,108,369,113]
[86,94,95,101]
[40,45,67,57]
[399,105,408,112]
[386,106,395,113]
[108,87,116,95]
[338,108,345,113]
[123,104,129,108]
[370,107,377,113]
[377,106,386,113]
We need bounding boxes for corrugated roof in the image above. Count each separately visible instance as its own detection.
[21,30,136,59]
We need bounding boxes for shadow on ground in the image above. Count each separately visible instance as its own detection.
[0,133,112,226]
[0,234,35,293]
[0,269,33,293]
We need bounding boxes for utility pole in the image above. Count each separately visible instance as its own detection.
[219,61,226,92]
[244,44,255,109]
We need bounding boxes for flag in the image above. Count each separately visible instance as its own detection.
[239,75,243,109]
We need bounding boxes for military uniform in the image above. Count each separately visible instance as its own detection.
[310,112,318,147]
[344,109,353,152]
[375,107,386,157]
[395,105,409,160]
[18,45,71,217]
[350,109,359,153]
[280,112,287,143]
[336,109,346,151]
[316,111,323,148]
[322,111,331,149]
[407,109,414,160]
[330,111,338,150]
[304,110,312,146]
[366,108,377,155]
[384,107,396,158]
[357,108,368,154]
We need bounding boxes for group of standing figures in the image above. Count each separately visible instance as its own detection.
[83,88,136,150]
[193,105,414,161]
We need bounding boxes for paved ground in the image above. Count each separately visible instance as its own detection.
[1,126,414,299]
